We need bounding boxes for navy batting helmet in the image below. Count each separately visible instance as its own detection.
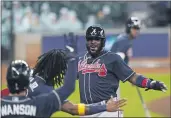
[125,17,141,33]
[86,25,106,47]
[6,60,30,94]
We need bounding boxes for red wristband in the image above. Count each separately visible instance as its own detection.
[142,78,148,87]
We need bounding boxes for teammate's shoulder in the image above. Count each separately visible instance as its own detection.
[31,90,54,100]
[32,75,46,83]
[116,33,128,41]
[106,51,116,57]
[107,51,122,60]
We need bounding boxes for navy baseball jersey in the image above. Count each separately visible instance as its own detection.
[27,75,53,97]
[1,90,61,117]
[111,33,133,64]
[78,50,135,104]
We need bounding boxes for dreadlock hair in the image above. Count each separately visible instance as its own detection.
[33,49,67,88]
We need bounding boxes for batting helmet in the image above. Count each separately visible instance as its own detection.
[6,60,30,94]
[125,17,141,33]
[86,25,106,47]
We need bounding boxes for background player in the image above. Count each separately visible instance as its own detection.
[111,16,141,64]
[77,25,167,117]
[1,55,78,117]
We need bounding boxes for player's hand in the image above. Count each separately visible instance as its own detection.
[65,46,77,61]
[145,79,167,92]
[64,32,78,60]
[64,32,78,54]
[106,97,127,112]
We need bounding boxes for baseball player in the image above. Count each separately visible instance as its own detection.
[1,54,78,117]
[1,49,127,116]
[111,16,141,64]
[77,25,167,117]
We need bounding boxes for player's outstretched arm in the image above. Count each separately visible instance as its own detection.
[56,57,77,101]
[128,73,167,92]
[113,54,167,92]
[61,98,127,116]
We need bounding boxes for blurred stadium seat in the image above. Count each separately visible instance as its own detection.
[1,1,170,62]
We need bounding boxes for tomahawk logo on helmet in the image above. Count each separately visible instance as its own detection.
[90,28,97,36]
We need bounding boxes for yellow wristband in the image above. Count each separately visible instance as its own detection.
[78,103,85,115]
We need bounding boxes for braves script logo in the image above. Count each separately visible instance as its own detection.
[78,59,107,77]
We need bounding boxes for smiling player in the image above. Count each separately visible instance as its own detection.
[77,25,167,117]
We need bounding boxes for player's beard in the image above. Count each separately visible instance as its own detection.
[86,43,103,58]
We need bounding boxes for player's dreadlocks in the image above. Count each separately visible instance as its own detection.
[33,49,67,88]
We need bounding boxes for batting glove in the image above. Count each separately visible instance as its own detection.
[64,32,78,61]
[65,45,77,61]
[145,79,167,92]
[64,32,78,54]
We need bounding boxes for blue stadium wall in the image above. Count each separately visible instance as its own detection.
[42,33,169,58]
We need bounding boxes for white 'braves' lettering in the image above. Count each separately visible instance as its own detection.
[78,59,107,77]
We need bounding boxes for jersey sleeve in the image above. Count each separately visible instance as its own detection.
[34,90,61,117]
[113,54,135,82]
